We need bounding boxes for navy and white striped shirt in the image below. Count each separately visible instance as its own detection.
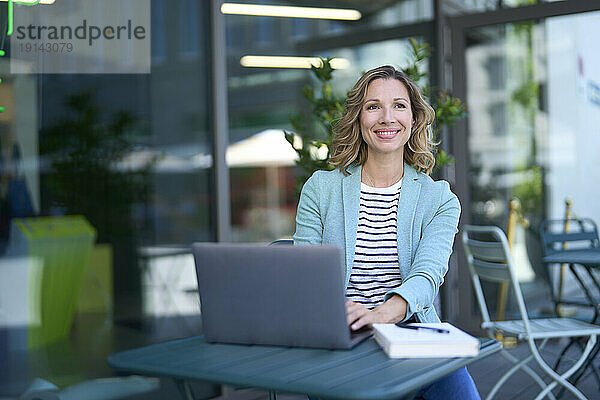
[346,179,403,309]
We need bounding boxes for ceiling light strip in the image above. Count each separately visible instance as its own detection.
[240,55,349,70]
[0,0,54,4]
[221,3,361,20]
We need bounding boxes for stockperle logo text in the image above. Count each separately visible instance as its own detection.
[15,20,147,46]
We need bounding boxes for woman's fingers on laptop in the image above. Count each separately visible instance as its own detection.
[346,301,372,330]
[346,296,409,330]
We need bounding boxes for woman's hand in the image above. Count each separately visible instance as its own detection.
[346,295,408,330]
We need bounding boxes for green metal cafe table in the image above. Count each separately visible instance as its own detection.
[107,335,501,400]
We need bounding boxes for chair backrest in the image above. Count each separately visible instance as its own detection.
[462,225,531,331]
[539,218,600,256]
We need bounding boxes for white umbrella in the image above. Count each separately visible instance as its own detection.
[115,129,301,172]
[226,129,299,167]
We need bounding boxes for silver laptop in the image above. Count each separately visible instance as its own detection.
[192,243,372,349]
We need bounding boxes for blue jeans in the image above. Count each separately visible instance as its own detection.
[413,367,480,400]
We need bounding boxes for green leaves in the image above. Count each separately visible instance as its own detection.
[511,81,539,109]
[301,85,315,102]
[310,57,335,82]
[436,149,455,168]
[400,40,466,171]
[434,91,468,130]
[403,39,430,85]
[289,112,306,134]
[286,58,344,198]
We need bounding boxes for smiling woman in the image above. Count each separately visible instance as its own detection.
[293,66,480,399]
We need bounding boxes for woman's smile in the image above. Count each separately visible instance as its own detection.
[374,129,401,138]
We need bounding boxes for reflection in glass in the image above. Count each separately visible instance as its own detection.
[467,23,544,228]
[466,11,600,312]
[227,36,420,243]
[0,5,214,384]
[467,22,545,292]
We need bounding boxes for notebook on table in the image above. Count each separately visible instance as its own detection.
[192,243,372,350]
[372,322,480,358]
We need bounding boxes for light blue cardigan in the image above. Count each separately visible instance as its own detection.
[293,163,461,323]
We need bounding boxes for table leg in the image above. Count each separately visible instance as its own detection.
[570,340,600,387]
[582,266,600,323]
[554,265,600,396]
[568,265,597,319]
[174,380,195,400]
[173,379,221,400]
[268,391,277,400]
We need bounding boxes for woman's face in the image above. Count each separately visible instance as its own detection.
[359,78,413,160]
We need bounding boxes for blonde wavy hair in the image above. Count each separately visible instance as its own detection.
[329,65,436,175]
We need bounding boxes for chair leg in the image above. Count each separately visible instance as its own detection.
[556,337,600,399]
[530,335,597,400]
[591,352,600,389]
[554,338,578,371]
[555,338,585,399]
[499,349,556,400]
[269,391,277,400]
[487,349,555,400]
[568,340,600,388]
[486,352,532,400]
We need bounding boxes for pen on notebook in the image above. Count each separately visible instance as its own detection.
[395,322,450,334]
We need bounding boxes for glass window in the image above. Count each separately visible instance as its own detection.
[333,0,433,31]
[465,10,600,314]
[151,0,167,63]
[444,0,556,14]
[292,19,309,40]
[223,0,434,244]
[256,19,275,47]
[489,102,507,135]
[486,55,505,90]
[226,31,424,243]
[324,39,428,94]
[1,1,212,394]
[179,0,201,58]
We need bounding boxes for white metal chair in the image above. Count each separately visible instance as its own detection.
[462,225,600,400]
